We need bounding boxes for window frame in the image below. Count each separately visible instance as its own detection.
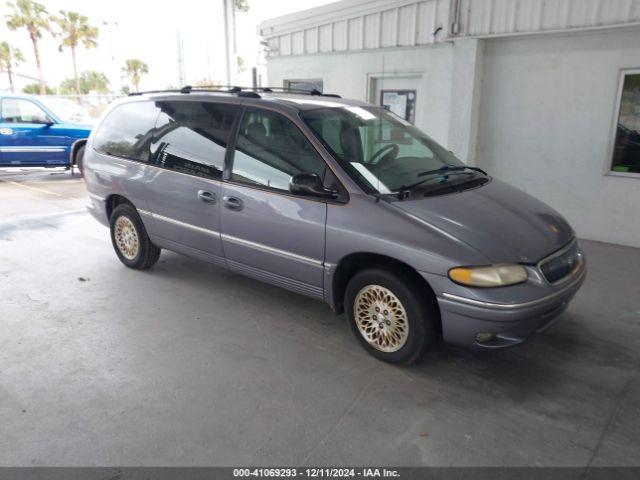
[283,79,324,93]
[149,99,240,181]
[0,97,58,125]
[92,100,161,163]
[224,105,348,204]
[606,68,640,180]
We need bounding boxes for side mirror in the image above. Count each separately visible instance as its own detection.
[33,116,55,126]
[289,172,338,199]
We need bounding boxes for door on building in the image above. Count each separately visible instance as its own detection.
[370,76,421,125]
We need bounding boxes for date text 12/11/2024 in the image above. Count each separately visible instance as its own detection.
[233,468,400,478]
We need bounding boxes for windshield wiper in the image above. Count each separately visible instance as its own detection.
[416,165,487,178]
[397,165,488,200]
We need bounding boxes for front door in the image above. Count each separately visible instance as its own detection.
[144,100,240,267]
[0,97,68,166]
[220,107,329,298]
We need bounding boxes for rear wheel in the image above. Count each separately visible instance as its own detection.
[345,268,437,365]
[110,203,160,269]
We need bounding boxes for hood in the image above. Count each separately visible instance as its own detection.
[60,122,93,137]
[393,179,574,264]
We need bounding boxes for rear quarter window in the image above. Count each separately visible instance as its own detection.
[93,101,160,162]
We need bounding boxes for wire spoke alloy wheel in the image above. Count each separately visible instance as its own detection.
[354,284,409,353]
[114,216,140,261]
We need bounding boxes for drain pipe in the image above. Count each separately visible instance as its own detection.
[451,0,462,36]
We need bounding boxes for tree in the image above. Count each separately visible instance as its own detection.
[53,10,98,97]
[59,70,109,94]
[235,0,249,12]
[0,41,25,93]
[6,0,51,95]
[23,82,53,94]
[122,59,148,93]
[195,78,222,87]
[81,70,108,93]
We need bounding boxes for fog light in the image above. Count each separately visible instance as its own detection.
[475,332,496,344]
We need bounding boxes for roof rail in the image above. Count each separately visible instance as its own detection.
[130,85,260,98]
[129,85,341,99]
[255,86,341,98]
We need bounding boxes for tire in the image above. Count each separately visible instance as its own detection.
[74,145,85,175]
[345,267,437,365]
[109,203,160,269]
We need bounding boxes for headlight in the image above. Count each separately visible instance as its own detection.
[448,264,528,287]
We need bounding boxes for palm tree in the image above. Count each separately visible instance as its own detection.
[0,41,25,93]
[122,59,148,93]
[53,10,98,97]
[6,0,51,95]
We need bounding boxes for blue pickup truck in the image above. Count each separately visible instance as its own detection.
[0,94,92,172]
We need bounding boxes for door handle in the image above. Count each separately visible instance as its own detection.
[197,190,217,204]
[0,128,13,135]
[222,195,243,211]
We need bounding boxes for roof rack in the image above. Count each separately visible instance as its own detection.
[129,85,341,99]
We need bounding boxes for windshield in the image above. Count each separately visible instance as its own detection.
[38,97,95,125]
[301,106,486,196]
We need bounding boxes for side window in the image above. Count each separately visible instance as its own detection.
[150,101,238,180]
[93,101,160,162]
[231,108,326,192]
[1,98,50,124]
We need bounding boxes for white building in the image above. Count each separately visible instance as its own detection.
[259,0,640,248]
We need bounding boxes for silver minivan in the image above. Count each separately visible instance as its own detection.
[84,87,586,364]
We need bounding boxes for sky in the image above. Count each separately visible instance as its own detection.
[0,0,334,93]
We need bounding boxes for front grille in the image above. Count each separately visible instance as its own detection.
[539,240,583,284]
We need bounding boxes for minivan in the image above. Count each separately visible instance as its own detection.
[83,86,586,364]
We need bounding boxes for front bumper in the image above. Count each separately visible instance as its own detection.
[429,264,587,349]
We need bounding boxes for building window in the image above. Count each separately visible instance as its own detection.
[284,79,323,93]
[611,70,640,174]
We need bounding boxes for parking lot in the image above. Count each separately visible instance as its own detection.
[1,168,639,467]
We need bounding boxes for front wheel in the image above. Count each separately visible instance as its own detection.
[110,203,160,269]
[345,268,437,365]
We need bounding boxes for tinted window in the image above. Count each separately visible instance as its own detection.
[150,101,238,180]
[1,98,50,123]
[231,108,326,191]
[93,101,160,161]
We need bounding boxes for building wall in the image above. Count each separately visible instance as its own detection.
[263,4,640,248]
[265,45,454,146]
[476,28,640,248]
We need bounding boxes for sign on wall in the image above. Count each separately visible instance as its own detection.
[380,90,416,124]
